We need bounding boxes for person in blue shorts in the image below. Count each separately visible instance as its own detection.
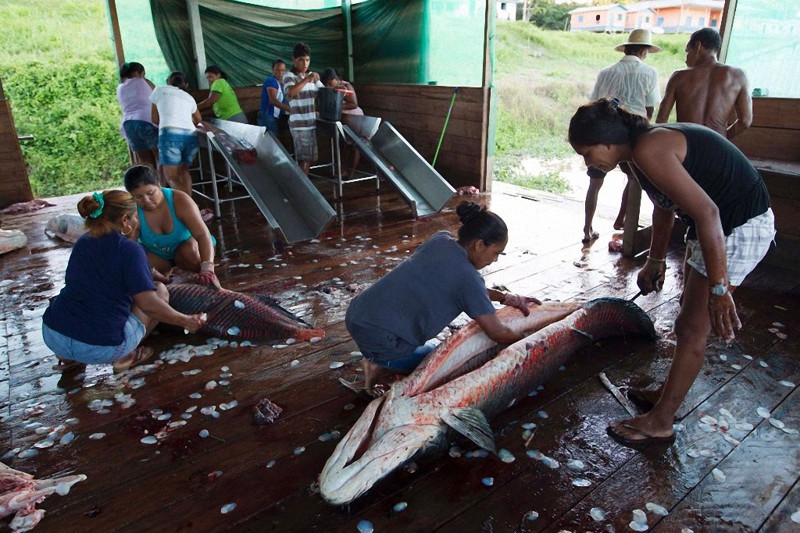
[116,61,160,177]
[259,59,291,135]
[42,190,206,373]
[124,165,219,287]
[149,71,201,197]
[345,201,541,396]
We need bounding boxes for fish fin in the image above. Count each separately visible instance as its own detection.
[251,294,311,325]
[570,327,594,341]
[442,407,497,455]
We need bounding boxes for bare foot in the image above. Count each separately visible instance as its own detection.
[362,358,390,391]
[613,218,625,230]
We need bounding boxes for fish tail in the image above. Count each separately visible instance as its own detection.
[578,297,657,341]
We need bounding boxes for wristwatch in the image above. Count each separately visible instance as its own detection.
[710,283,728,296]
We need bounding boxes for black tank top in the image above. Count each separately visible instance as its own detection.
[635,123,770,239]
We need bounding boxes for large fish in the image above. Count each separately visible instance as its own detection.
[319,297,656,504]
[167,283,324,342]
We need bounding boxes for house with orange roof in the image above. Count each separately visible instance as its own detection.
[568,0,723,33]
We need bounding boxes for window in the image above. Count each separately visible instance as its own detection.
[711,18,718,27]
[617,13,623,21]
[657,17,664,25]
[698,17,705,26]
[724,0,800,97]
[685,16,692,26]
[645,16,650,23]
[578,15,584,23]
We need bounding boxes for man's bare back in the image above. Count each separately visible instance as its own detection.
[656,29,752,139]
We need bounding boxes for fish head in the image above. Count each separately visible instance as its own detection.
[319,389,445,505]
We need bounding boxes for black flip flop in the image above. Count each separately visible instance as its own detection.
[607,422,676,449]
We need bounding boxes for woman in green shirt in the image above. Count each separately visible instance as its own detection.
[198,66,247,123]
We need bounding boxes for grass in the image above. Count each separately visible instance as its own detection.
[493,22,688,193]
[0,0,126,198]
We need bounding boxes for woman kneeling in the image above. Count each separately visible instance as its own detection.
[42,191,206,372]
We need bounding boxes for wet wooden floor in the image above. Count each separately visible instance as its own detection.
[1,180,798,532]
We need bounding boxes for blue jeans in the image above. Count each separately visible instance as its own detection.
[258,112,279,135]
[42,314,146,364]
[158,128,198,166]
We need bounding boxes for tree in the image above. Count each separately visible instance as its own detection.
[529,0,577,31]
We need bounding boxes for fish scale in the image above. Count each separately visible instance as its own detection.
[320,297,656,504]
[167,283,324,342]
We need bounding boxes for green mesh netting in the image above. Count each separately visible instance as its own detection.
[147,0,430,87]
[126,0,485,88]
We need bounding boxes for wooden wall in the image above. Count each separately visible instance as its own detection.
[356,85,488,190]
[0,78,33,208]
[732,98,800,161]
[218,84,490,191]
[732,97,800,270]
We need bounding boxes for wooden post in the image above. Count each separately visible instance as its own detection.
[0,77,34,207]
[186,0,208,89]
[341,0,354,81]
[106,0,125,68]
[480,0,495,191]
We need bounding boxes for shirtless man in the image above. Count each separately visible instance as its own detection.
[656,28,752,139]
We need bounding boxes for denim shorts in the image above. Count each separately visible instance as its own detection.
[123,120,159,152]
[42,314,146,365]
[258,112,280,135]
[368,340,438,373]
[159,128,199,166]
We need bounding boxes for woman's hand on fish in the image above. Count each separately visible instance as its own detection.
[198,269,221,289]
[709,292,740,342]
[637,261,666,295]
[502,293,542,316]
[183,313,207,333]
[151,268,170,284]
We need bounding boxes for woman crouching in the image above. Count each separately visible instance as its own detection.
[42,191,206,372]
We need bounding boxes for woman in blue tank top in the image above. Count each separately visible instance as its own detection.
[569,97,775,449]
[124,165,219,287]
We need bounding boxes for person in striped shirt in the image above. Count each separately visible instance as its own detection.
[283,42,324,174]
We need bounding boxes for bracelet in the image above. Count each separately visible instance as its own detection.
[646,256,666,263]
[200,261,214,272]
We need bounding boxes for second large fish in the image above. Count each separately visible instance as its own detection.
[167,283,324,342]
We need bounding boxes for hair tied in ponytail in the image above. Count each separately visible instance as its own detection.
[457,202,482,225]
[89,192,105,219]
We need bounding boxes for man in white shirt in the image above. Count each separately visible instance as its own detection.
[583,29,661,243]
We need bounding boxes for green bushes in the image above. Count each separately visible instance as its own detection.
[0,0,129,198]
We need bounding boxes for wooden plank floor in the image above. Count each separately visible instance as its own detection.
[1,180,798,532]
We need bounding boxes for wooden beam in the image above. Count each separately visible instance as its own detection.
[186,0,208,89]
[341,0,354,81]
[106,0,125,68]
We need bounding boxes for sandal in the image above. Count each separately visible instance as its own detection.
[113,346,155,373]
[581,231,600,244]
[52,358,85,372]
[607,421,676,449]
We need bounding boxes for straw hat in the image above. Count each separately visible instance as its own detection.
[615,29,661,53]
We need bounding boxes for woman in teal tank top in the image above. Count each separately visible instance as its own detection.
[124,165,219,287]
